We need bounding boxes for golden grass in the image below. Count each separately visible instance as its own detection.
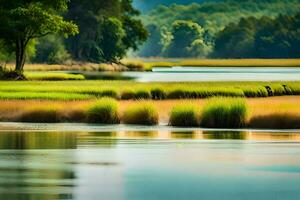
[0,96,299,128]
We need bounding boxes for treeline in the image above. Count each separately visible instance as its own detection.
[0,0,147,67]
[139,0,300,58]
[213,13,300,58]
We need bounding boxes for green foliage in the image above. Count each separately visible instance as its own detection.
[213,13,300,58]
[65,0,148,63]
[169,104,200,127]
[33,35,70,64]
[123,103,159,125]
[165,20,207,57]
[0,0,78,71]
[139,0,300,58]
[201,98,248,128]
[87,98,120,124]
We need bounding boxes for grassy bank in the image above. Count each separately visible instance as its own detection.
[0,81,299,100]
[0,96,299,129]
[5,59,300,72]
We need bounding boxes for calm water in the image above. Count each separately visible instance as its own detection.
[123,67,300,82]
[0,124,300,200]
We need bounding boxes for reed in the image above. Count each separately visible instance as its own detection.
[122,102,159,125]
[201,98,248,128]
[169,104,200,127]
[87,98,120,124]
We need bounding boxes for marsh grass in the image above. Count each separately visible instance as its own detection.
[25,72,85,81]
[122,102,159,125]
[201,98,248,128]
[19,106,61,123]
[169,104,200,127]
[0,81,299,100]
[249,114,300,129]
[87,98,120,124]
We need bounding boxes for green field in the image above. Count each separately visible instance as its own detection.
[0,81,299,100]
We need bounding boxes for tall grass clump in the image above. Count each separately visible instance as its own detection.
[201,98,248,128]
[122,103,159,125]
[242,87,268,97]
[249,114,300,129]
[169,104,200,127]
[134,90,151,99]
[19,106,61,123]
[87,98,120,124]
[151,88,166,100]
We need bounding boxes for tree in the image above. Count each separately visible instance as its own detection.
[165,20,204,57]
[65,0,148,63]
[0,0,78,71]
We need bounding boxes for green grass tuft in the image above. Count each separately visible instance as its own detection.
[201,98,248,128]
[87,98,120,124]
[122,103,159,125]
[169,104,200,127]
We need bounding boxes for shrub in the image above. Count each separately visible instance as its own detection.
[122,103,159,125]
[167,89,188,99]
[249,114,300,129]
[134,90,151,99]
[98,89,118,99]
[121,90,135,100]
[19,106,61,123]
[87,98,120,124]
[169,104,200,127]
[151,88,166,100]
[201,98,248,128]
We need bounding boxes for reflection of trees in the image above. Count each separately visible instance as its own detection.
[78,132,118,147]
[171,132,195,139]
[0,132,76,199]
[0,132,77,149]
[203,131,247,140]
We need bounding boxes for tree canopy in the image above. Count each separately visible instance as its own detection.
[65,0,148,62]
[0,0,78,71]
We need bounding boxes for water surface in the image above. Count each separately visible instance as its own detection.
[0,127,300,200]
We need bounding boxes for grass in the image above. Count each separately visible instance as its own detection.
[25,72,85,81]
[249,114,300,129]
[18,105,61,123]
[122,102,159,125]
[201,98,248,128]
[0,97,299,128]
[87,98,120,124]
[0,81,299,100]
[6,59,300,73]
[169,104,200,127]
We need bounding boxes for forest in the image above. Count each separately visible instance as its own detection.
[139,0,300,58]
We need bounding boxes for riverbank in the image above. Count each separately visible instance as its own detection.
[5,59,300,72]
[0,96,299,129]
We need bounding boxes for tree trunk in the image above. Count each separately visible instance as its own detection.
[15,39,26,72]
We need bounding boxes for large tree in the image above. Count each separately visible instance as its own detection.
[0,0,78,71]
[66,0,148,63]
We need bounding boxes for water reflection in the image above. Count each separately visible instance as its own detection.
[0,130,299,200]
